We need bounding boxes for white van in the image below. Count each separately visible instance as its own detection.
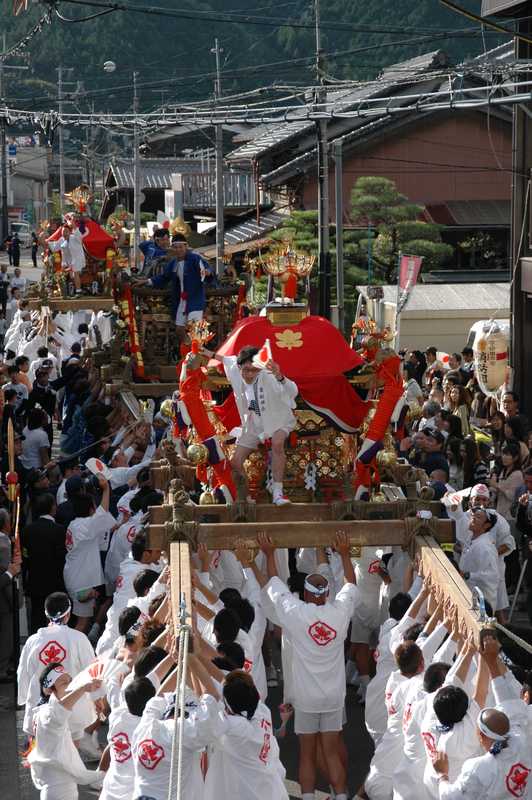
[10,222,32,248]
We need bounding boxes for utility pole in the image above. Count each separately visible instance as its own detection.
[133,70,141,270]
[57,66,65,216]
[0,35,8,244]
[334,140,344,333]
[507,8,532,421]
[211,38,225,277]
[0,36,28,242]
[315,0,330,319]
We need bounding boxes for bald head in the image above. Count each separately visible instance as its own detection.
[477,708,510,750]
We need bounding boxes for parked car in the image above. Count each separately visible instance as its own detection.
[10,222,32,247]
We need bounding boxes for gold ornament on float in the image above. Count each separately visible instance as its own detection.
[64,183,93,214]
[407,402,423,421]
[199,490,216,505]
[159,399,174,419]
[376,449,398,469]
[370,492,387,503]
[169,216,191,238]
[186,443,209,465]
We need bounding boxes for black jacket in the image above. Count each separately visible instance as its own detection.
[23,516,66,597]
[27,383,56,420]
[0,571,13,613]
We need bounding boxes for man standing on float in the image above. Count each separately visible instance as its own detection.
[135,232,210,339]
[211,345,298,505]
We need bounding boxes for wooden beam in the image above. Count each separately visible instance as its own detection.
[27,297,116,312]
[105,382,177,398]
[416,534,481,643]
[169,541,193,650]
[147,500,444,525]
[195,519,452,549]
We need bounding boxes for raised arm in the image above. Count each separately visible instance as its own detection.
[333,532,356,585]
[258,533,278,580]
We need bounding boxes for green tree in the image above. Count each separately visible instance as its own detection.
[350,176,453,282]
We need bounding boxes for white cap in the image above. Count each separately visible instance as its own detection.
[471,483,490,498]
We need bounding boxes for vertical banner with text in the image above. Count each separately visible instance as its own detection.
[396,254,423,316]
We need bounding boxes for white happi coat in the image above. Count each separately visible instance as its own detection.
[223,355,298,440]
[17,623,95,737]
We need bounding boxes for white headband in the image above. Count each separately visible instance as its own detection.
[304,578,329,596]
[42,665,65,691]
[126,619,142,638]
[45,602,72,623]
[477,709,509,742]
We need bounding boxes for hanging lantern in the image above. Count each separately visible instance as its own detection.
[473,321,509,398]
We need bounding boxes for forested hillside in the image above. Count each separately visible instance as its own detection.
[2,0,501,114]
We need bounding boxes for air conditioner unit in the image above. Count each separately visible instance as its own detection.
[481,0,526,16]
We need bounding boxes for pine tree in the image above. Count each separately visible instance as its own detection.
[350,176,453,282]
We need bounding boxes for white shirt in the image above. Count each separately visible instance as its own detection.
[104,512,143,591]
[96,556,163,656]
[20,425,49,469]
[394,691,433,800]
[17,623,96,737]
[190,695,288,800]
[28,695,103,791]
[223,355,298,440]
[366,673,418,794]
[439,733,532,800]
[10,276,27,293]
[100,705,139,800]
[56,478,67,506]
[30,353,59,382]
[108,459,152,490]
[132,695,205,800]
[49,228,85,271]
[265,576,357,712]
[421,689,482,798]
[459,533,499,613]
[365,617,399,741]
[63,506,116,594]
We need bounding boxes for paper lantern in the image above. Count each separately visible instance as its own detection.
[473,321,509,398]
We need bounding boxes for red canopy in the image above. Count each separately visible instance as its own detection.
[217,315,364,379]
[215,314,368,432]
[47,219,114,261]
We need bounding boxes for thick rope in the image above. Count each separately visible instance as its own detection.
[167,589,191,800]
[176,625,190,800]
[489,620,532,656]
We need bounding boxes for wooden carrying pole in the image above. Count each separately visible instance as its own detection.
[169,542,193,641]
[148,517,453,552]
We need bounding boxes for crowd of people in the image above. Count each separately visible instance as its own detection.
[0,252,530,799]
[400,346,532,626]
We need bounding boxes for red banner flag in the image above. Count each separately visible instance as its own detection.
[397,254,423,314]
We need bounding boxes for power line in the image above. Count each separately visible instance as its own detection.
[0,8,53,61]
[3,31,513,109]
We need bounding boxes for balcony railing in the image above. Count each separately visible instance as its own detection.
[182,172,261,209]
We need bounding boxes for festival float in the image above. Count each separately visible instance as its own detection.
[165,243,428,506]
